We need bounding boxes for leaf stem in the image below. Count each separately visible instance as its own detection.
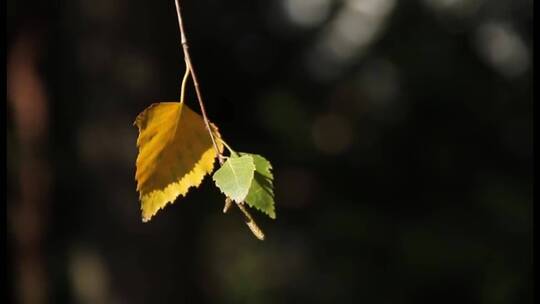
[218,138,237,156]
[179,58,190,104]
[174,0,221,161]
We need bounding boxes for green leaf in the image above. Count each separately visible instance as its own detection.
[212,155,255,202]
[240,153,276,219]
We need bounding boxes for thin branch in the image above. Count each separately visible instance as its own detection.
[223,197,233,213]
[237,203,265,240]
[174,0,221,161]
[173,0,266,240]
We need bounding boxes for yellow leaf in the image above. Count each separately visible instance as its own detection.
[134,102,223,222]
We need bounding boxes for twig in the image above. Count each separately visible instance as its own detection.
[223,197,233,213]
[173,0,265,240]
[237,203,265,241]
[174,0,221,160]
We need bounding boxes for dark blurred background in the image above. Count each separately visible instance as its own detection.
[6,0,533,303]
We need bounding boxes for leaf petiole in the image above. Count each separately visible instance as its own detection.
[179,59,190,104]
[219,138,238,157]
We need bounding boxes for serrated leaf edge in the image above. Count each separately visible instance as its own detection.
[212,155,256,203]
[140,147,218,222]
[240,153,276,219]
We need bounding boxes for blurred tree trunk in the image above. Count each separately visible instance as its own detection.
[7,30,51,304]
